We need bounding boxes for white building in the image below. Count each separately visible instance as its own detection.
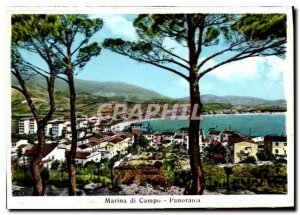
[49,120,66,138]
[19,118,37,134]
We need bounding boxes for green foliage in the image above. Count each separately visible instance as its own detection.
[257,150,275,161]
[203,103,233,112]
[75,42,101,69]
[50,160,60,171]
[203,27,220,45]
[12,166,33,187]
[12,14,62,44]
[204,144,227,164]
[162,158,179,182]
[233,14,286,40]
[240,156,257,164]
[137,136,150,149]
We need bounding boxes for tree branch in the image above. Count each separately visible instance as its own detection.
[198,38,286,79]
[11,85,24,94]
[152,42,189,64]
[11,67,40,121]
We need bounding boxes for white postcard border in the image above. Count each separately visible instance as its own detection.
[5,6,294,209]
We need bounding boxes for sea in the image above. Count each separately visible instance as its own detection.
[149,113,286,137]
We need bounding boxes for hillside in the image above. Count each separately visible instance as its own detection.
[11,75,166,100]
[181,94,286,106]
[11,76,286,117]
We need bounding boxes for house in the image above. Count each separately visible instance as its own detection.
[265,136,287,158]
[162,132,175,144]
[208,130,221,142]
[48,120,66,138]
[68,151,103,166]
[178,127,189,136]
[173,134,185,145]
[89,116,100,125]
[140,122,151,132]
[141,132,156,145]
[154,133,162,146]
[77,118,89,129]
[106,135,131,158]
[234,141,258,163]
[131,122,142,130]
[23,142,58,168]
[19,117,37,134]
[130,121,151,132]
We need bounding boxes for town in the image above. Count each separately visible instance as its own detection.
[11,115,287,196]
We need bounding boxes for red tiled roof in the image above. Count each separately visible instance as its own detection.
[88,137,102,143]
[109,137,124,144]
[132,130,142,137]
[75,151,90,159]
[24,143,57,158]
[228,133,254,144]
[65,151,91,159]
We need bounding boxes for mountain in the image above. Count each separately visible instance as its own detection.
[11,75,166,100]
[11,76,286,117]
[180,94,286,106]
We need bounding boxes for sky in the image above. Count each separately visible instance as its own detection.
[22,14,287,100]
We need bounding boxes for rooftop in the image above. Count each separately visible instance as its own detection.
[24,143,58,158]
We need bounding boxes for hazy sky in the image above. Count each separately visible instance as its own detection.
[23,14,287,100]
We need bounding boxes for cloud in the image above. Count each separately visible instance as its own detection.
[103,15,137,41]
[89,14,137,41]
[257,56,286,81]
[205,56,286,83]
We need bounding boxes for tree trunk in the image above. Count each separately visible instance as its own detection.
[31,126,45,196]
[187,77,205,195]
[66,68,78,196]
[226,173,230,192]
[110,169,114,186]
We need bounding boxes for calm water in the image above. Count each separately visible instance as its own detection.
[150,113,286,137]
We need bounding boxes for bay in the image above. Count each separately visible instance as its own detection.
[149,113,286,137]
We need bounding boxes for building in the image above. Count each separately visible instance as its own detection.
[106,135,132,158]
[131,122,142,130]
[130,121,151,132]
[265,136,287,158]
[49,120,66,138]
[208,130,221,142]
[178,127,189,136]
[161,132,175,144]
[72,151,103,166]
[19,118,37,134]
[141,133,156,145]
[23,142,58,168]
[234,141,258,163]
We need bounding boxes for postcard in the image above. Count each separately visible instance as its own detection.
[6,6,294,209]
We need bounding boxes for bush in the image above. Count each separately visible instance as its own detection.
[122,175,135,185]
[12,169,33,187]
[140,178,146,186]
[173,170,192,187]
[240,156,256,164]
[154,161,163,169]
